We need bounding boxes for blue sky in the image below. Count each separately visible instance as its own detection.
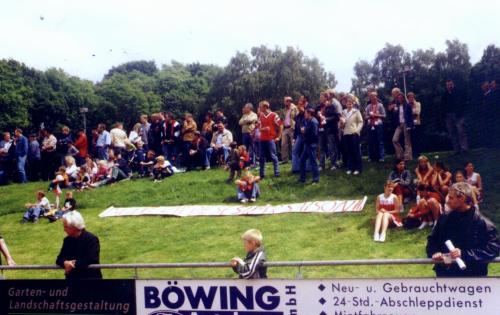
[1,0,498,91]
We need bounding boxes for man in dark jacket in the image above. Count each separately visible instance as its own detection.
[299,108,320,184]
[427,182,500,277]
[56,211,102,280]
[440,79,468,153]
[187,131,208,171]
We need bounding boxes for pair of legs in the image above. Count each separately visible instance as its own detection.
[318,131,329,169]
[242,133,255,165]
[326,131,340,168]
[23,206,45,222]
[16,155,27,183]
[206,146,230,167]
[445,113,468,153]
[259,141,280,178]
[280,128,294,163]
[392,124,412,161]
[299,144,319,183]
[367,125,385,161]
[342,134,362,173]
[374,211,392,241]
[237,183,260,201]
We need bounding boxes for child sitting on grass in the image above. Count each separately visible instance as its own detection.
[226,142,241,183]
[153,155,174,182]
[21,191,51,223]
[140,150,156,177]
[73,166,91,191]
[46,191,77,222]
[407,184,443,230]
[235,170,260,203]
[230,229,267,279]
[373,182,401,242]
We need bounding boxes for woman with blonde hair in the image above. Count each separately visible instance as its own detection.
[415,155,433,186]
[64,156,78,180]
[340,94,364,175]
[129,123,142,145]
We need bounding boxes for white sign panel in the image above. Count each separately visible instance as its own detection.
[99,197,367,218]
[136,278,500,315]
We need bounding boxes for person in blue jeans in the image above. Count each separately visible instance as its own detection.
[365,91,386,162]
[257,101,281,178]
[14,128,28,183]
[22,191,51,223]
[299,108,320,184]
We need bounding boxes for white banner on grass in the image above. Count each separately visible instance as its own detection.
[136,278,500,315]
[99,197,367,218]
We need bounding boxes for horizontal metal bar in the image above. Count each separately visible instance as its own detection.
[1,258,500,271]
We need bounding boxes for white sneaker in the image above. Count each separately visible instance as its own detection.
[418,222,428,230]
[353,170,360,175]
[250,198,256,202]
[346,170,352,175]
[374,233,380,242]
[318,167,323,171]
[330,166,337,170]
[379,233,386,242]
[240,198,248,204]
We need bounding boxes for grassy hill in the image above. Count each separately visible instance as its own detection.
[0,149,499,279]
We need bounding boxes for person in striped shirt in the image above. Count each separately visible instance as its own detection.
[230,229,267,279]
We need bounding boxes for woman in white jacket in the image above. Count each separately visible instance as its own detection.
[340,94,364,175]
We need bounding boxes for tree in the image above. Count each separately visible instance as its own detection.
[104,60,158,80]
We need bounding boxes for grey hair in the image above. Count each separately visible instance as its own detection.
[63,211,86,230]
[244,103,254,111]
[450,182,474,204]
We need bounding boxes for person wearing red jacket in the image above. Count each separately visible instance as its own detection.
[74,129,88,166]
[257,101,281,178]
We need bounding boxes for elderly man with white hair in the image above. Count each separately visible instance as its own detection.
[56,211,102,280]
[427,182,500,277]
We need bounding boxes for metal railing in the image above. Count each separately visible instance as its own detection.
[2,258,500,278]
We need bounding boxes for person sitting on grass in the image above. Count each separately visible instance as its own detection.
[407,184,443,229]
[49,166,69,192]
[230,229,267,279]
[140,150,156,177]
[130,141,146,173]
[226,141,241,183]
[22,191,51,223]
[85,156,98,180]
[47,191,77,222]
[73,166,91,191]
[153,155,173,182]
[454,170,479,206]
[64,155,79,181]
[415,155,433,186]
[465,162,483,201]
[431,161,452,196]
[387,158,413,212]
[235,170,261,203]
[373,182,402,242]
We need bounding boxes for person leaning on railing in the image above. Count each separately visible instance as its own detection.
[56,211,102,280]
[426,182,500,277]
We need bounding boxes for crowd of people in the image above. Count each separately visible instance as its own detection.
[0,79,499,279]
[374,158,485,243]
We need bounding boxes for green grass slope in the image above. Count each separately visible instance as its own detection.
[0,149,498,279]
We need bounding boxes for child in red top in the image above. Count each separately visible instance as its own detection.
[238,145,250,169]
[235,170,261,203]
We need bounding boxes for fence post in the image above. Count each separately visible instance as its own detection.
[296,265,303,279]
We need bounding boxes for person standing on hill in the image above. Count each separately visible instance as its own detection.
[299,108,320,184]
[440,79,468,154]
[257,101,281,178]
[239,103,258,166]
[279,96,298,164]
